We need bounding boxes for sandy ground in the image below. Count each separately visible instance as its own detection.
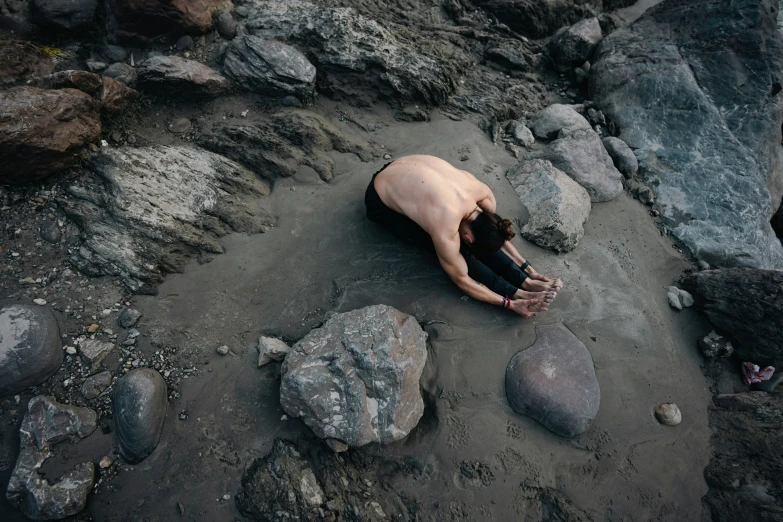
[15,112,713,521]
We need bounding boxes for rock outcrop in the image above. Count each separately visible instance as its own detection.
[0,304,62,397]
[506,159,591,253]
[473,0,595,39]
[590,0,783,269]
[6,396,97,520]
[505,324,600,438]
[58,145,272,294]
[681,268,783,366]
[113,368,167,463]
[106,0,232,44]
[30,0,97,31]
[0,86,101,185]
[280,305,428,451]
[137,56,230,99]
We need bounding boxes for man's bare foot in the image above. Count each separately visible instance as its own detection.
[513,289,557,309]
[522,277,562,292]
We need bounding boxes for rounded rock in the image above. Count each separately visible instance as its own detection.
[0,304,63,397]
[103,62,137,87]
[176,35,194,51]
[40,222,62,244]
[113,368,168,463]
[655,403,682,426]
[216,12,236,40]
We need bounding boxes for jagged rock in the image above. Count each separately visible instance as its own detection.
[198,109,374,182]
[0,304,62,397]
[506,121,535,147]
[528,104,591,140]
[216,11,236,39]
[526,128,623,202]
[78,339,114,375]
[6,396,97,520]
[484,46,530,71]
[106,0,232,44]
[244,0,457,104]
[654,403,682,426]
[681,268,783,366]
[117,308,141,328]
[99,76,138,113]
[58,145,272,294]
[699,331,734,358]
[137,56,229,99]
[113,368,167,463]
[35,69,103,95]
[257,337,291,367]
[546,17,602,71]
[81,370,112,399]
[506,159,591,253]
[505,324,600,438]
[601,136,637,178]
[590,0,783,269]
[30,0,97,31]
[473,0,595,39]
[394,106,428,122]
[280,305,427,451]
[0,86,100,185]
[103,62,137,87]
[0,39,55,84]
[224,35,316,99]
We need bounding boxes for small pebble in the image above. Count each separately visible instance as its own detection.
[88,324,100,333]
[383,153,392,160]
[99,456,113,469]
[655,403,682,426]
[33,298,47,305]
[65,346,77,355]
[216,345,229,355]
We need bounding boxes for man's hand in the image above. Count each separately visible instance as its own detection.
[508,298,539,318]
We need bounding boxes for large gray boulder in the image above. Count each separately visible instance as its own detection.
[281,305,427,451]
[506,159,591,253]
[681,268,783,366]
[137,56,229,99]
[243,0,457,104]
[601,136,638,179]
[0,304,62,398]
[526,128,623,202]
[30,0,97,31]
[224,35,316,99]
[113,368,167,463]
[6,396,97,520]
[590,0,783,269]
[59,145,272,294]
[506,324,600,438]
[546,17,602,71]
[528,104,591,140]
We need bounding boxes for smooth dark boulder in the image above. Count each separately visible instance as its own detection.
[0,304,62,397]
[106,0,231,44]
[113,368,168,463]
[590,0,783,269]
[103,62,137,87]
[681,268,783,366]
[506,324,600,438]
[137,56,229,99]
[546,17,602,71]
[30,0,97,31]
[216,11,236,39]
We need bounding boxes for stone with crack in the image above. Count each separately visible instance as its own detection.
[6,396,97,520]
[81,370,113,399]
[280,305,427,451]
[78,339,114,375]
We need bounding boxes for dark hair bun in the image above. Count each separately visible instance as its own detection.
[497,218,516,241]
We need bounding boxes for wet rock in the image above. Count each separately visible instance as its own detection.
[473,0,594,39]
[601,136,637,179]
[699,331,734,358]
[103,62,137,87]
[0,304,62,397]
[506,121,535,148]
[168,117,191,133]
[81,370,112,399]
[117,308,141,328]
[113,368,167,463]
[137,55,229,99]
[224,35,316,99]
[245,0,457,104]
[99,76,138,113]
[526,128,623,202]
[199,109,374,183]
[175,35,194,51]
[654,403,682,426]
[30,0,97,31]
[281,305,427,451]
[0,86,101,185]
[103,44,128,63]
[257,336,290,367]
[6,396,97,520]
[528,104,591,140]
[35,69,103,96]
[106,0,232,44]
[59,145,272,293]
[0,39,55,85]
[506,159,591,253]
[546,17,602,71]
[216,11,236,40]
[505,323,600,438]
[590,0,783,269]
[78,339,114,375]
[40,222,62,243]
[681,268,783,366]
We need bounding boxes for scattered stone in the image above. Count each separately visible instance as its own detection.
[505,323,600,438]
[654,403,682,426]
[103,62,137,87]
[281,305,427,450]
[528,104,591,140]
[79,339,114,374]
[104,44,128,62]
[117,308,142,328]
[281,95,301,107]
[35,69,104,96]
[113,368,168,463]
[6,396,97,520]
[137,56,230,99]
[546,17,602,71]
[99,456,114,469]
[33,298,47,306]
[224,35,317,100]
[99,76,139,113]
[0,304,63,397]
[168,117,192,133]
[667,290,682,311]
[106,0,232,44]
[217,345,229,355]
[86,59,108,72]
[256,337,290,367]
[0,86,101,185]
[66,346,78,355]
[81,370,113,399]
[506,159,591,253]
[175,35,194,51]
[506,121,535,148]
[699,331,734,358]
[601,136,638,179]
[30,0,98,31]
[87,323,100,333]
[40,222,63,243]
[217,11,236,39]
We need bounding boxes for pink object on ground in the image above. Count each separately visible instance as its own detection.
[742,362,775,385]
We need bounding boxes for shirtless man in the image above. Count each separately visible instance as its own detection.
[365,155,563,318]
